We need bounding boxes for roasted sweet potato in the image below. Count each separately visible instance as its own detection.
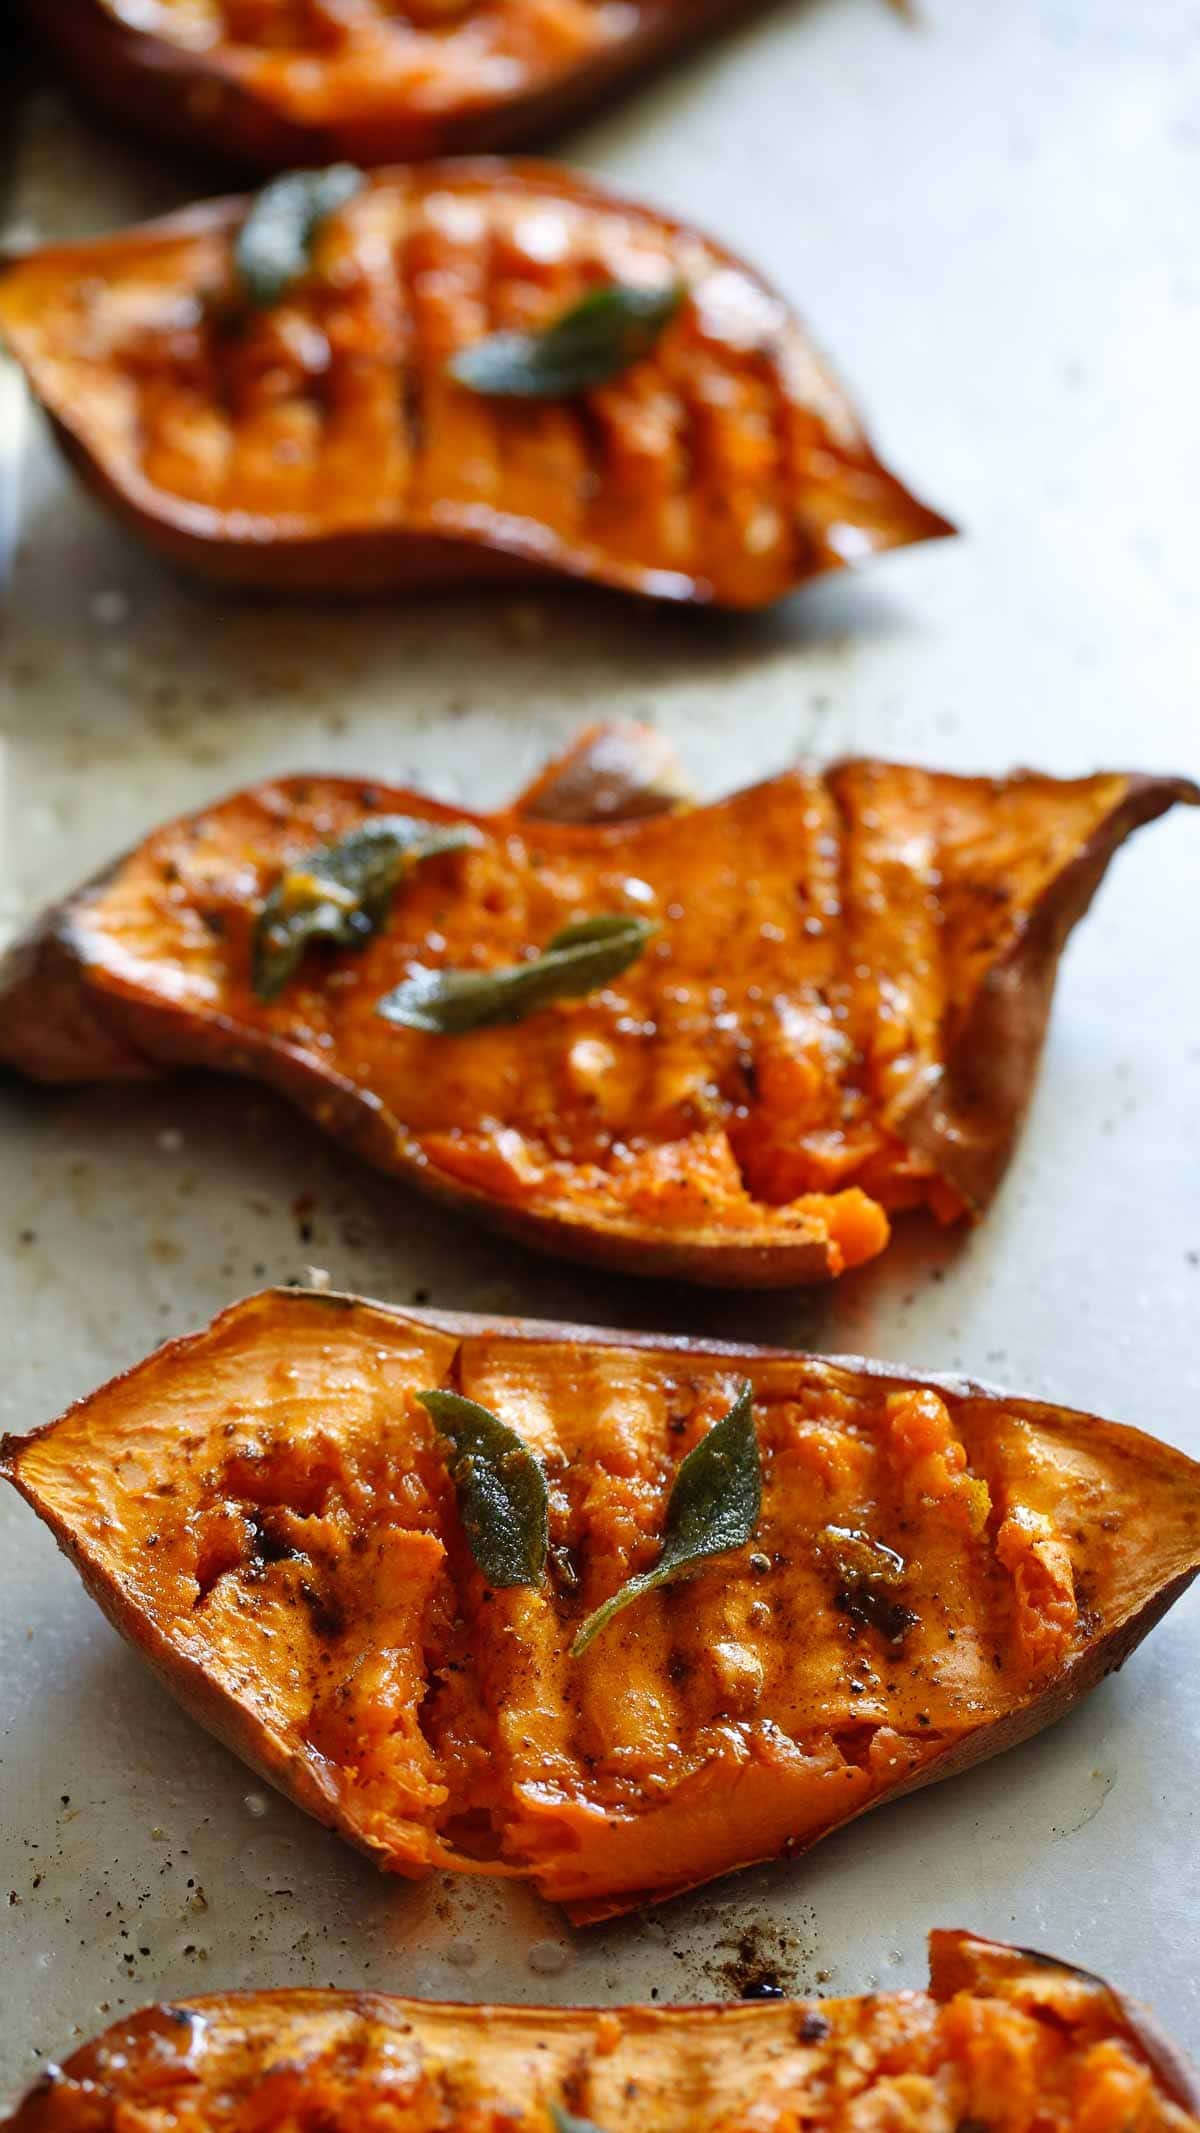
[0,162,952,606]
[30,0,765,170]
[0,726,1194,1288]
[3,1933,1198,2132]
[5,1290,1199,1920]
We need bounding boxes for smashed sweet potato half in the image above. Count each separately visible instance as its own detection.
[5,1289,1199,1920]
[0,724,1194,1288]
[31,0,763,170]
[3,1934,1198,2133]
[0,161,952,606]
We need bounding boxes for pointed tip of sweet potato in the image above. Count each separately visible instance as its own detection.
[885,766,1200,1211]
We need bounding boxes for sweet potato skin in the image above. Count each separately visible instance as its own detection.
[5,1288,1200,1920]
[0,721,673,1088]
[877,765,1200,1211]
[0,731,1194,1288]
[31,0,767,172]
[927,1934,1200,2121]
[0,165,953,608]
[2,1933,1197,2132]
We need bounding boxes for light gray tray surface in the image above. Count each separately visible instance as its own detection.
[1,0,1198,2095]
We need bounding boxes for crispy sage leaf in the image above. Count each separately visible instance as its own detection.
[253,815,481,1000]
[376,913,658,1035]
[447,280,686,399]
[235,164,363,309]
[571,1382,761,1656]
[549,2107,606,2133]
[418,1390,548,1589]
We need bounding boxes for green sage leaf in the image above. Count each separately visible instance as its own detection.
[571,1382,761,1657]
[418,1390,548,1589]
[235,164,364,309]
[447,280,686,399]
[376,913,657,1035]
[253,815,481,1000]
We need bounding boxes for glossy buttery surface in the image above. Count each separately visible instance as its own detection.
[2,0,1199,2096]
[2,747,1191,1284]
[0,163,949,605]
[8,1291,1199,1920]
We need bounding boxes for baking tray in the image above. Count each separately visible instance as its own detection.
[1,0,1198,2097]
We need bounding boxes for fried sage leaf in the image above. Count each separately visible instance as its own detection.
[376,913,657,1035]
[254,815,480,1000]
[572,1382,761,1656]
[418,1390,548,1589]
[448,280,685,399]
[235,164,364,309]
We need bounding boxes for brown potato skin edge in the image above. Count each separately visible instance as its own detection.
[0,733,837,1284]
[0,757,1194,1286]
[927,1932,1200,2117]
[1,1938,1196,2127]
[50,419,614,599]
[29,0,773,173]
[0,721,686,1085]
[43,416,947,609]
[877,768,1200,1211]
[5,1288,1199,1923]
[0,1437,373,1867]
[0,895,859,1287]
[514,719,695,824]
[0,165,955,608]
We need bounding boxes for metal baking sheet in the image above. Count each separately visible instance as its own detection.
[2,0,1198,2097]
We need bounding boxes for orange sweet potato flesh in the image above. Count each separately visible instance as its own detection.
[30,0,766,170]
[5,1290,1199,1920]
[0,724,1194,1288]
[0,163,952,607]
[3,1935,1197,2133]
